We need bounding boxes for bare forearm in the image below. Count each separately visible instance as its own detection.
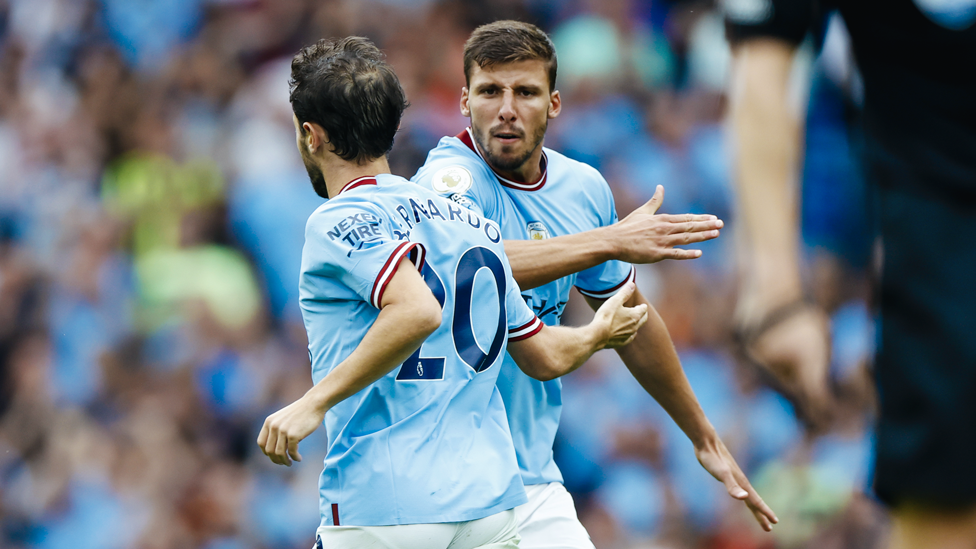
[589,291,716,447]
[729,39,804,305]
[508,324,605,381]
[504,233,615,290]
[306,304,437,412]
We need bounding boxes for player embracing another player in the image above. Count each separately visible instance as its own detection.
[256,36,652,549]
[412,21,778,548]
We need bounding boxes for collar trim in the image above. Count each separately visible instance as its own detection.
[338,176,378,195]
[455,128,547,192]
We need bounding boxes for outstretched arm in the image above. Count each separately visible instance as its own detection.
[584,288,779,531]
[504,186,723,290]
[729,38,831,424]
[507,282,648,381]
[257,257,441,466]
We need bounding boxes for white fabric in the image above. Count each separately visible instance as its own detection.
[515,483,595,549]
[314,509,520,549]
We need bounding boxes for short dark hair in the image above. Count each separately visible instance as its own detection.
[289,37,408,164]
[463,21,557,92]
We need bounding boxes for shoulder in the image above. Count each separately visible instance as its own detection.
[545,148,613,198]
[304,193,387,240]
[413,136,494,190]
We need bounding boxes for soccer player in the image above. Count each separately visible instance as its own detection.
[412,21,778,548]
[725,1,976,547]
[256,37,649,549]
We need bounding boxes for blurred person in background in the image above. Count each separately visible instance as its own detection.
[725,0,976,547]
[412,20,777,549]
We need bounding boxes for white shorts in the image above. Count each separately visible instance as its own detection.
[514,482,595,549]
[313,509,520,549]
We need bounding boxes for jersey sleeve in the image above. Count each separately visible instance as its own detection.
[722,0,816,46]
[505,272,543,342]
[304,203,423,308]
[412,145,498,219]
[573,169,637,300]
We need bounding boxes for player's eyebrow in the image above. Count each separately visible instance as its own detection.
[514,84,543,94]
[474,82,499,92]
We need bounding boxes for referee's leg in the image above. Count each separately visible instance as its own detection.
[888,503,976,549]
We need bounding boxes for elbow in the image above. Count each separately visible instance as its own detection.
[527,358,563,382]
[414,294,442,337]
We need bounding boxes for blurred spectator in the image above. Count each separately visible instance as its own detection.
[0,1,882,547]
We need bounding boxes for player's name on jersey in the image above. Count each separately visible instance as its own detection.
[393,197,501,244]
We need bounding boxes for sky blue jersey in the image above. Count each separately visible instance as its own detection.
[412,129,635,486]
[300,173,543,527]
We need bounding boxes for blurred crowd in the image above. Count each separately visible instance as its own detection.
[0,0,883,548]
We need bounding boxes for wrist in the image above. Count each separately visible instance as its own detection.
[304,384,334,414]
[594,225,621,263]
[690,425,722,453]
[589,318,611,352]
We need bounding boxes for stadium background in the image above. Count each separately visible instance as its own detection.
[0,0,883,547]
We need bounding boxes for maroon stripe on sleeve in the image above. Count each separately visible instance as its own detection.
[331,503,340,526]
[371,242,417,308]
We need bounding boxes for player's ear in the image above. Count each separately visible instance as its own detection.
[548,90,561,119]
[303,122,329,153]
[460,87,471,117]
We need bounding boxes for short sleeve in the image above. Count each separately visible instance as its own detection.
[573,169,637,300]
[505,273,543,342]
[722,0,817,46]
[305,204,422,308]
[493,249,543,341]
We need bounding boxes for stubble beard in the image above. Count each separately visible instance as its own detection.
[301,147,330,199]
[473,119,548,175]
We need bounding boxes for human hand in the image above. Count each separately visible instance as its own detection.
[695,437,779,532]
[593,282,648,349]
[257,393,326,466]
[606,185,723,263]
[737,300,833,430]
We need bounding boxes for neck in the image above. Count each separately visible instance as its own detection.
[495,145,544,184]
[466,128,545,184]
[322,156,392,198]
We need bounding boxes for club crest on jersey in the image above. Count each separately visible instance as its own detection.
[526,221,551,240]
[431,166,473,195]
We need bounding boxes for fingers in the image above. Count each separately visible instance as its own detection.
[274,426,291,466]
[607,281,636,308]
[258,416,293,466]
[747,493,778,530]
[659,214,723,226]
[664,248,704,260]
[639,185,665,216]
[735,474,778,531]
[288,438,303,463]
[668,220,723,236]
[751,506,774,532]
[634,304,649,327]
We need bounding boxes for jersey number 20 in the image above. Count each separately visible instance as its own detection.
[395,246,507,380]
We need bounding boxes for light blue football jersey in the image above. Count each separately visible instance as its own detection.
[300,173,543,527]
[412,129,635,486]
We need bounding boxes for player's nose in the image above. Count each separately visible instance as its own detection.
[498,90,517,121]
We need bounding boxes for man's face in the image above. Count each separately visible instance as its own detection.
[293,114,329,198]
[462,60,560,175]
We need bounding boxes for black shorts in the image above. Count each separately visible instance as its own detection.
[873,183,976,508]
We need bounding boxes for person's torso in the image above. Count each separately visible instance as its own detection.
[300,175,526,525]
[837,0,976,198]
[413,133,634,485]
